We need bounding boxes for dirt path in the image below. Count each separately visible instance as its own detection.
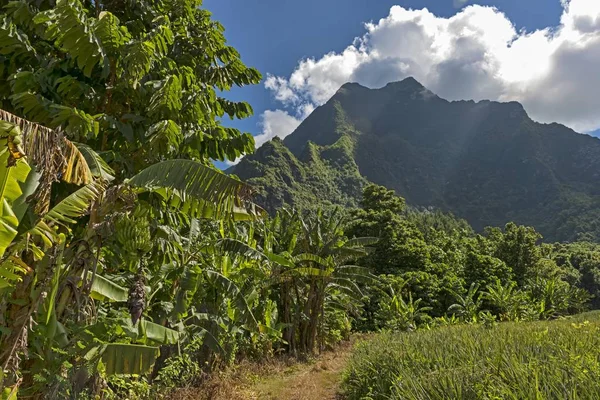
[171,338,361,400]
[245,340,355,400]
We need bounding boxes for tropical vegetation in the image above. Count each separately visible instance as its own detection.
[0,0,599,399]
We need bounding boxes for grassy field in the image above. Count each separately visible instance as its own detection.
[341,312,600,400]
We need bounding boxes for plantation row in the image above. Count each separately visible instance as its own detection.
[0,1,600,399]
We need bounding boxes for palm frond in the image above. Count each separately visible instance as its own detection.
[127,159,263,220]
[43,180,107,226]
[0,109,94,186]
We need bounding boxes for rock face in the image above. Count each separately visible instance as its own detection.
[231,77,600,242]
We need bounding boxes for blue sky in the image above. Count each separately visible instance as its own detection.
[204,0,600,164]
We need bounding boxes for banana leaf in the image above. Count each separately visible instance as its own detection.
[101,343,160,375]
[88,273,128,302]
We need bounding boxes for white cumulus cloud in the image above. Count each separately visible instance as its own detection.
[262,0,600,134]
[253,109,303,148]
[225,109,304,165]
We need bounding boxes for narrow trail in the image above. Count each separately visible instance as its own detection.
[172,337,364,400]
[245,340,355,400]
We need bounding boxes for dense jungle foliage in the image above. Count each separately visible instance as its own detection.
[0,1,599,399]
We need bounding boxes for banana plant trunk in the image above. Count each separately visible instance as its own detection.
[278,279,295,353]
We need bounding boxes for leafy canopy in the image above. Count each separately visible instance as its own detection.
[0,0,261,176]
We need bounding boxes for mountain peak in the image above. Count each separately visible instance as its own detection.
[339,82,366,90]
[338,77,425,93]
[383,76,425,90]
[336,82,369,96]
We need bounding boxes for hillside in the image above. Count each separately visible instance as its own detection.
[231,77,600,242]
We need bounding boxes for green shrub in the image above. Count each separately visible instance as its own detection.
[342,311,600,400]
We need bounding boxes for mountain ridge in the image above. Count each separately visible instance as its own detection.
[232,77,600,242]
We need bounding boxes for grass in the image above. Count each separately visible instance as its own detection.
[341,311,600,400]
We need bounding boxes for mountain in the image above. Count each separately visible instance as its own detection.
[231,77,600,242]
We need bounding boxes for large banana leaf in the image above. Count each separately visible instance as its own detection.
[43,179,107,226]
[194,327,225,355]
[0,109,94,186]
[176,321,225,355]
[88,273,128,302]
[215,238,267,260]
[328,279,364,299]
[30,180,107,249]
[101,343,159,375]
[174,264,203,318]
[264,251,295,268]
[0,120,30,258]
[293,253,332,267]
[0,111,98,263]
[138,320,179,345]
[118,318,180,345]
[127,159,263,221]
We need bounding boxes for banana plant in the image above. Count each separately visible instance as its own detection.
[0,112,264,393]
[483,279,522,321]
[236,208,378,354]
[0,0,263,394]
[448,282,483,322]
[379,288,432,331]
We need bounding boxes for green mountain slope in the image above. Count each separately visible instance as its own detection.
[232,102,367,211]
[232,77,600,242]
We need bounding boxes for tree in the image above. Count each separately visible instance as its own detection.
[360,184,405,214]
[0,0,261,173]
[464,250,512,289]
[347,184,430,275]
[488,223,541,285]
[377,288,432,331]
[483,280,522,321]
